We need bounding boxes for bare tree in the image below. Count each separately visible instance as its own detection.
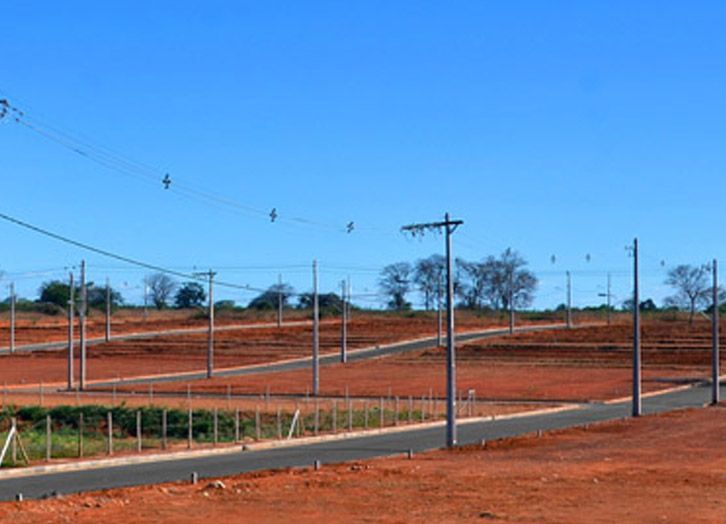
[455,258,489,309]
[413,254,446,310]
[456,248,537,311]
[664,264,711,324]
[379,262,412,310]
[147,273,177,310]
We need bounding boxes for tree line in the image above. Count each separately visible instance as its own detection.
[378,248,538,312]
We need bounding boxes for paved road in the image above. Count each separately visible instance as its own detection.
[88,323,566,388]
[0,383,713,501]
[0,320,315,355]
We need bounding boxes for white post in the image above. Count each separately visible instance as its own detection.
[712,259,720,405]
[632,238,641,417]
[105,277,111,342]
[79,260,87,390]
[9,283,15,353]
[341,280,347,363]
[312,260,319,395]
[68,272,74,390]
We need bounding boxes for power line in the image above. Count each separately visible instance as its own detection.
[0,210,268,294]
[1,97,383,236]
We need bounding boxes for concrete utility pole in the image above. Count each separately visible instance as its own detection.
[143,276,149,323]
[401,213,463,448]
[712,259,720,405]
[105,278,111,342]
[632,238,641,417]
[68,272,75,390]
[341,279,347,363]
[194,270,216,379]
[607,272,612,326]
[277,273,283,328]
[312,260,319,395]
[566,271,572,328]
[508,271,515,334]
[9,283,15,353]
[79,260,87,390]
[437,276,443,346]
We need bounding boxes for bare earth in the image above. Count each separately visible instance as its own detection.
[1,406,724,523]
[0,313,514,385]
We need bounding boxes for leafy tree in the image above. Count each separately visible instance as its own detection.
[379,262,412,310]
[248,283,296,310]
[413,254,446,310]
[296,292,344,310]
[174,282,207,308]
[38,280,72,309]
[87,284,123,310]
[664,264,712,324]
[147,273,177,310]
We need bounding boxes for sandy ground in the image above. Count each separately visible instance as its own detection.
[1,405,724,523]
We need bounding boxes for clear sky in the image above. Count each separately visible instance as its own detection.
[1,1,725,309]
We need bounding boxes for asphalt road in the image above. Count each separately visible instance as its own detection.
[0,383,713,501]
[88,323,566,388]
[0,320,314,355]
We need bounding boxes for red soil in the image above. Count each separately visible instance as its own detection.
[0,314,510,385]
[112,320,714,402]
[2,405,724,523]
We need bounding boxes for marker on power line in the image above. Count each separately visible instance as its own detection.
[401,213,463,448]
[162,174,171,189]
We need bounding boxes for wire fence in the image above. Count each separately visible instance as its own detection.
[0,394,488,468]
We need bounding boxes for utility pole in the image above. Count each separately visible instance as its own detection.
[79,260,87,390]
[277,273,283,328]
[105,277,111,342]
[68,271,75,390]
[566,271,572,328]
[632,238,641,416]
[9,282,15,353]
[437,276,443,347]
[712,259,720,405]
[607,272,612,325]
[341,280,347,363]
[508,271,515,334]
[312,260,319,395]
[143,276,149,323]
[193,270,216,379]
[401,213,463,448]
[347,277,352,322]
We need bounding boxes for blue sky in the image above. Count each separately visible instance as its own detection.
[1,1,724,308]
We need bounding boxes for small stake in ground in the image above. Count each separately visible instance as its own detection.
[107,412,113,455]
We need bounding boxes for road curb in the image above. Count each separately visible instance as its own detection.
[0,403,578,480]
